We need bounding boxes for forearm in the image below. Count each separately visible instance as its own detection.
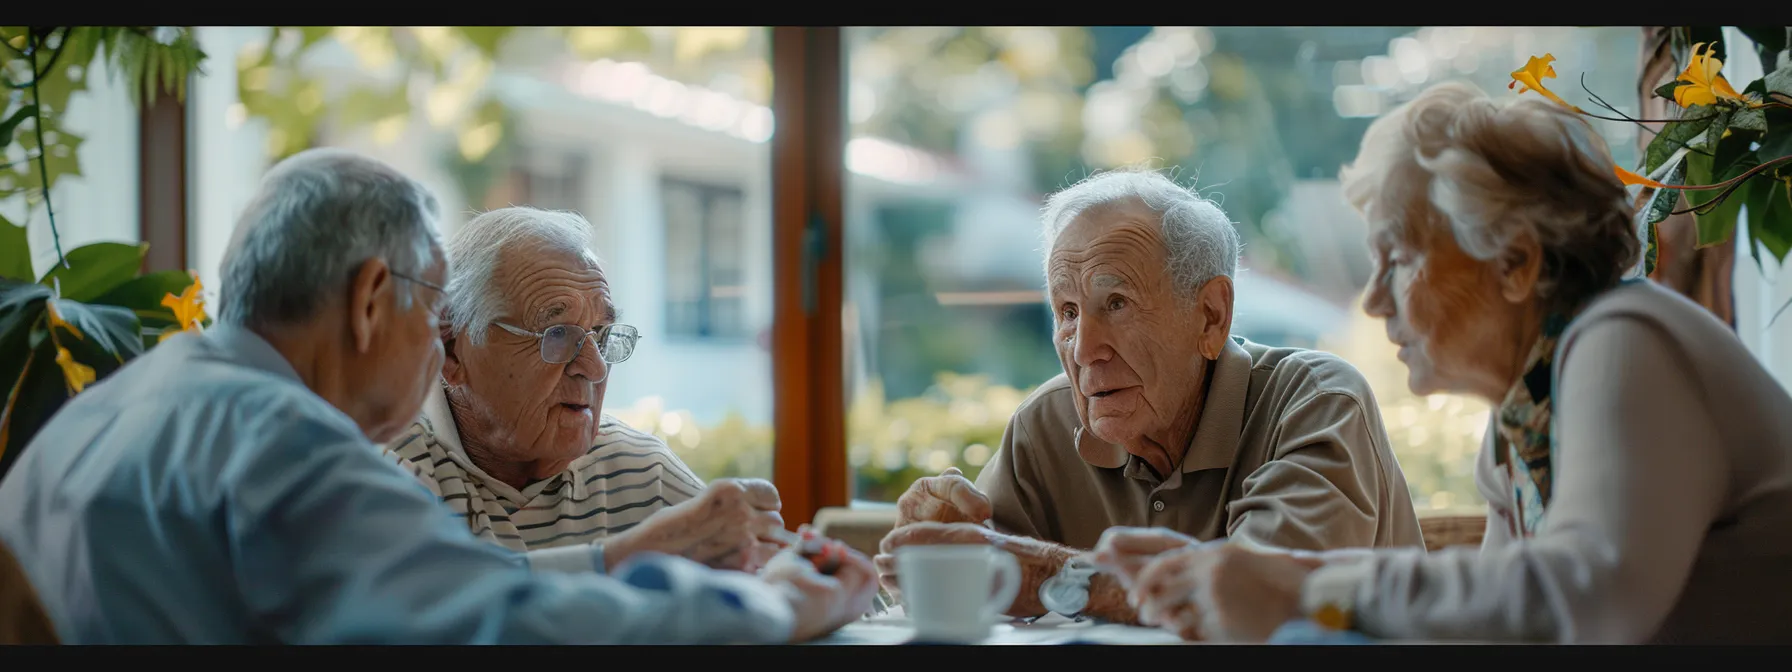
[992,535,1139,624]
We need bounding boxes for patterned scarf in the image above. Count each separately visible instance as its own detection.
[1491,311,1575,538]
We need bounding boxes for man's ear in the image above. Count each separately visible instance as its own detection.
[440,324,467,387]
[347,258,394,355]
[1195,275,1235,360]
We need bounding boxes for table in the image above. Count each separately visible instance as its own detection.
[814,607,1400,645]
[813,608,1188,645]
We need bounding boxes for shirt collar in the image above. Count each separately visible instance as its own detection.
[1075,336,1252,474]
[420,384,469,460]
[204,322,304,386]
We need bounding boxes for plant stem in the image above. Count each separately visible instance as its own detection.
[31,27,70,82]
[25,27,66,270]
[1668,154,1792,216]
[1577,74,1716,123]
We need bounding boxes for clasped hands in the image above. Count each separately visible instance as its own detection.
[874,468,1067,616]
[605,476,880,642]
[1090,527,1325,643]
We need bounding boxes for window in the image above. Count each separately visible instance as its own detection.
[489,145,589,215]
[662,178,748,340]
[185,26,780,489]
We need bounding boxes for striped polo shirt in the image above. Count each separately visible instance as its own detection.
[383,387,706,552]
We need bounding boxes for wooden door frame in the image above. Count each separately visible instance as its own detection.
[138,78,188,274]
[769,27,849,528]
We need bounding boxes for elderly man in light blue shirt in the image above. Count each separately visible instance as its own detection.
[0,148,876,644]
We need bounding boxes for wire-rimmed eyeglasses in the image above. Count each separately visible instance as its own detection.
[492,321,640,365]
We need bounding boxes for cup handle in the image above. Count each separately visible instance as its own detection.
[982,551,1023,622]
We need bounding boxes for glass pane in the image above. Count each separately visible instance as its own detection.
[843,26,1641,513]
[188,26,776,482]
[662,180,707,337]
[705,187,747,340]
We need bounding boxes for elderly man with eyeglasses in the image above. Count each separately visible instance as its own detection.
[384,206,787,574]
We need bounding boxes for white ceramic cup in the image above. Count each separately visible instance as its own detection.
[895,544,1022,643]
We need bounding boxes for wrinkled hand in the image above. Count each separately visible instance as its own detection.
[873,521,1001,599]
[1091,526,1204,589]
[762,537,879,643]
[895,467,993,528]
[605,478,786,573]
[1130,544,1322,642]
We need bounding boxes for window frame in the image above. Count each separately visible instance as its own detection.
[769,27,849,527]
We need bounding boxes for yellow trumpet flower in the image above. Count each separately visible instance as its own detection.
[1672,42,1745,108]
[159,272,208,343]
[1615,166,1668,189]
[54,345,96,395]
[1509,54,1584,113]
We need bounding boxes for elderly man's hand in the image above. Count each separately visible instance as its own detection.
[895,467,993,528]
[762,538,880,643]
[1128,543,1323,642]
[604,478,786,573]
[1091,526,1205,588]
[874,521,1065,616]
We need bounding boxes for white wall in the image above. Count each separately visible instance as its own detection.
[189,26,270,296]
[3,45,141,280]
[1725,28,1792,390]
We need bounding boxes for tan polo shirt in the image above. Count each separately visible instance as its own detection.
[976,336,1424,552]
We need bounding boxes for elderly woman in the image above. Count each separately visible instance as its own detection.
[384,206,786,574]
[1094,81,1792,644]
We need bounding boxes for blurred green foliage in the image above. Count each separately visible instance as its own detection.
[237,27,772,209]
[620,346,1489,514]
[0,26,208,479]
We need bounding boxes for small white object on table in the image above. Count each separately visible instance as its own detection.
[812,606,1188,645]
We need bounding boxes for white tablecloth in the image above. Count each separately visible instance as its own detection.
[812,607,1187,645]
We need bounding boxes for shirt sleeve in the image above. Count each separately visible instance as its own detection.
[1300,317,1727,643]
[226,419,795,644]
[977,410,1050,541]
[1472,424,1516,552]
[1225,392,1397,552]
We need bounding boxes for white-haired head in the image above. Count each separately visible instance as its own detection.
[218,148,442,329]
[444,206,602,346]
[1040,169,1243,300]
[1340,80,1637,315]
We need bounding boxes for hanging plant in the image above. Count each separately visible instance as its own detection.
[1506,27,1792,318]
[0,26,209,479]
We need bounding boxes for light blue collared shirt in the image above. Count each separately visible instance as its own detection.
[0,324,794,644]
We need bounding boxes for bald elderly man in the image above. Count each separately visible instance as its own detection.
[876,169,1424,626]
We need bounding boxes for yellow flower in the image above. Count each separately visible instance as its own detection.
[45,301,85,341]
[54,345,95,395]
[1509,54,1583,113]
[1615,166,1668,189]
[159,272,207,343]
[1672,42,1745,107]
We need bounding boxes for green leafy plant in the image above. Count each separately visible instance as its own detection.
[0,26,209,478]
[1509,27,1792,314]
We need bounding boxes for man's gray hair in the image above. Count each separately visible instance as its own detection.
[218,148,442,329]
[445,206,601,346]
[1040,169,1243,298]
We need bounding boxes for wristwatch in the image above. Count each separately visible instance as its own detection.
[1300,561,1372,632]
[1038,554,1100,618]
